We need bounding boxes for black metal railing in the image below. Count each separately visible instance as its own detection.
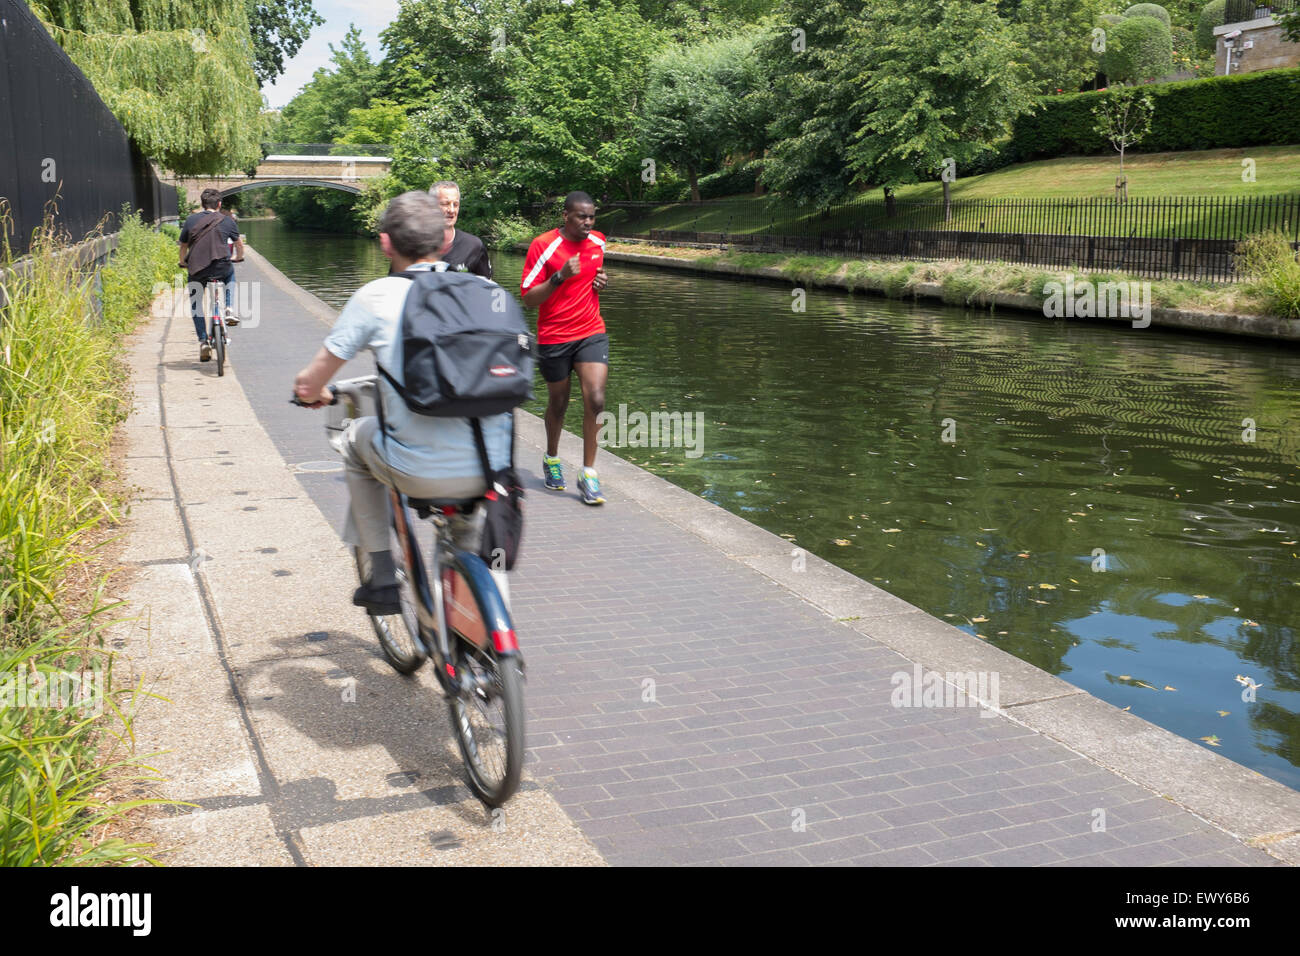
[534,195,1300,282]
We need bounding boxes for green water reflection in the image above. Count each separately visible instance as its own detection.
[242,217,1300,790]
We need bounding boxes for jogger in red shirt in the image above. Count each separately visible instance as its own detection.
[520,191,609,505]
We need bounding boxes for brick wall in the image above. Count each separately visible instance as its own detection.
[1216,18,1300,75]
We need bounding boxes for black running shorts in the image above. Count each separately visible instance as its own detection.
[538,333,609,383]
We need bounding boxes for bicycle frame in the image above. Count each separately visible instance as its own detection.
[393,490,519,698]
[328,377,521,697]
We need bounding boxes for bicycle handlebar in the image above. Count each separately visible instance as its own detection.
[288,375,377,408]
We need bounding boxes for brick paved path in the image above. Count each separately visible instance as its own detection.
[230,249,1283,866]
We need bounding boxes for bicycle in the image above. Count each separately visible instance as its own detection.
[293,376,525,807]
[200,259,241,376]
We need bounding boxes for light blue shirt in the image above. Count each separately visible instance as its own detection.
[323,261,513,478]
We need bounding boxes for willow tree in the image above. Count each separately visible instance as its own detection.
[28,0,263,175]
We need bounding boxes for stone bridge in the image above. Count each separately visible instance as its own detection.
[164,147,392,204]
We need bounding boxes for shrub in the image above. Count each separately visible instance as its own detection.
[1125,3,1172,26]
[1196,0,1227,52]
[1002,68,1300,162]
[1234,230,1300,319]
[697,162,760,200]
[483,214,540,249]
[1102,15,1175,83]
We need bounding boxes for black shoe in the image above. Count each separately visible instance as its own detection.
[353,582,400,616]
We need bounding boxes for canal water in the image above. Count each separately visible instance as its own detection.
[241,218,1300,790]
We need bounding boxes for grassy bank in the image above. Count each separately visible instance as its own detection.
[1,208,178,864]
[608,241,1299,322]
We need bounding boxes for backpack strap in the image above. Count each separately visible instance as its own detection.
[182,211,225,268]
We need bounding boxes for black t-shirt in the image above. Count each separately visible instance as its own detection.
[179,210,240,247]
[441,229,492,279]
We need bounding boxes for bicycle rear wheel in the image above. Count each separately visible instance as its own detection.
[355,534,425,674]
[443,556,524,807]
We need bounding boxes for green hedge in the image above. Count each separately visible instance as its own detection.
[1005,68,1300,162]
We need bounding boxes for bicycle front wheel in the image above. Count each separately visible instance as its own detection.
[443,557,524,808]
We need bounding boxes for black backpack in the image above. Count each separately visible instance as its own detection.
[378,268,534,418]
[377,267,532,569]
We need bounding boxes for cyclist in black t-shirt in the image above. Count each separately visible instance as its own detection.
[429,180,492,279]
[179,188,244,362]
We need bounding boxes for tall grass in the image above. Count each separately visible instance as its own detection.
[1234,230,1300,320]
[1,203,179,863]
[1,608,167,866]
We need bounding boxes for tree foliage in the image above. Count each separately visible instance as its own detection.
[1014,0,1105,94]
[247,0,325,85]
[1092,87,1155,176]
[276,25,381,143]
[640,33,769,199]
[500,0,666,201]
[758,0,873,207]
[845,0,1035,194]
[28,0,262,174]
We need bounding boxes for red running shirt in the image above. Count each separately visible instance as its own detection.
[519,229,606,345]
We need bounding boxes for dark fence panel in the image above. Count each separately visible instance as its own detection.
[0,0,177,257]
[564,195,1300,282]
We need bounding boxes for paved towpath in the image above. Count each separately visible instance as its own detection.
[113,248,1300,866]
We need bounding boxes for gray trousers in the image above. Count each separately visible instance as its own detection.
[342,416,486,553]
[342,417,511,608]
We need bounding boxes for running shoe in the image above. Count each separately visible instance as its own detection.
[543,456,565,491]
[200,338,211,362]
[224,305,239,327]
[578,468,605,506]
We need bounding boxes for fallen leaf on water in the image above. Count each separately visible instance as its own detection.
[971,615,988,623]
[1032,599,1050,605]
[1121,705,1131,712]
[1017,552,1030,558]
[1244,620,1260,627]
[1193,594,1208,599]
[1071,512,1086,516]
[1163,685,1177,692]
[1069,578,1079,584]
[1200,735,1221,747]
[1118,675,1132,681]
[976,634,988,640]
[1038,583,1057,590]
[882,528,902,533]
[1134,680,1157,689]
[833,538,850,546]
[997,630,1008,635]
[1217,710,1230,717]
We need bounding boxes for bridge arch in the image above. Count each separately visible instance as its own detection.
[219,179,362,198]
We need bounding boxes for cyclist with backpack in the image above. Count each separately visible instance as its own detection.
[292,191,526,616]
[179,188,244,362]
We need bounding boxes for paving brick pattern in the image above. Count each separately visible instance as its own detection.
[234,252,1278,867]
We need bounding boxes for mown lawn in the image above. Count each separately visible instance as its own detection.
[597,146,1300,241]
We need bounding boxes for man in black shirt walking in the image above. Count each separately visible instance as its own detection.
[429,180,492,279]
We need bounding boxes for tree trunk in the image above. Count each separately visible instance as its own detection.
[884,186,896,219]
[942,179,952,222]
[688,165,701,203]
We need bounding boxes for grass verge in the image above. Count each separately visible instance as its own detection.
[606,241,1288,320]
[1,205,179,864]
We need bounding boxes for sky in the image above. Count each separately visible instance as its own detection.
[262,0,402,111]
